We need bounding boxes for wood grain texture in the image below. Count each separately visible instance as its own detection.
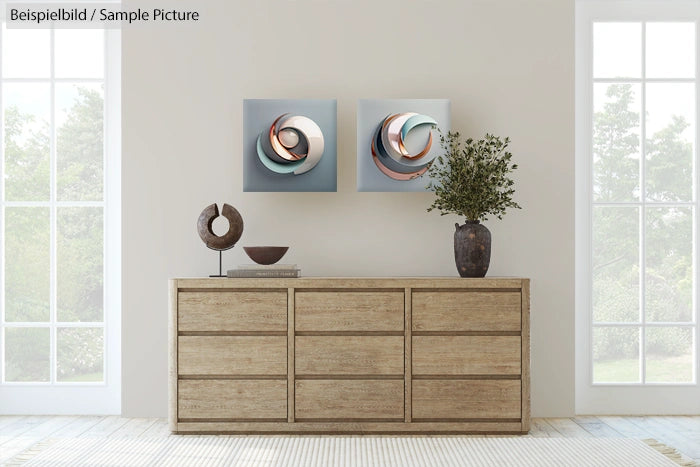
[171,277,530,434]
[295,380,403,420]
[0,416,78,461]
[572,416,623,438]
[109,418,158,438]
[521,279,531,432]
[168,280,178,431]
[412,291,521,332]
[295,291,404,331]
[80,416,130,437]
[412,380,521,419]
[178,291,286,331]
[413,336,521,375]
[404,287,412,423]
[545,418,594,438]
[287,288,295,423]
[178,336,286,376]
[174,420,523,434]
[175,277,525,289]
[178,380,287,419]
[295,336,404,375]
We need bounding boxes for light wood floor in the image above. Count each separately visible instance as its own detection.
[0,416,699,464]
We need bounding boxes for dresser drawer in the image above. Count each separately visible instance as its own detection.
[295,380,403,420]
[295,336,404,375]
[412,380,521,419]
[178,291,286,332]
[412,291,521,332]
[178,380,287,420]
[413,336,521,375]
[178,336,286,376]
[295,291,404,331]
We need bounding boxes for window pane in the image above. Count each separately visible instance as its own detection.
[594,23,641,78]
[593,83,641,202]
[3,83,50,201]
[646,23,695,78]
[1,26,50,78]
[645,207,693,323]
[646,327,693,383]
[593,207,639,322]
[57,207,104,322]
[57,327,103,382]
[4,207,50,322]
[593,327,640,383]
[5,327,50,382]
[645,83,695,202]
[56,84,104,201]
[55,29,104,78]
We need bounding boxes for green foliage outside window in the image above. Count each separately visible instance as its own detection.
[593,84,692,369]
[3,86,104,382]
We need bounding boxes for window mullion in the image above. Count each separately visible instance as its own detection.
[2,202,106,207]
[588,18,595,388]
[594,322,696,327]
[102,28,108,384]
[640,21,647,385]
[593,77,696,84]
[2,77,103,84]
[49,27,57,386]
[593,201,695,207]
[695,19,700,384]
[0,19,5,384]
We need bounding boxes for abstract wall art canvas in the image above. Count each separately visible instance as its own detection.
[357,99,450,192]
[243,99,337,192]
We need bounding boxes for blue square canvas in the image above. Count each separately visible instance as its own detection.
[243,99,337,192]
[357,99,450,192]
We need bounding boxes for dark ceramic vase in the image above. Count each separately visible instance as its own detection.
[454,220,491,278]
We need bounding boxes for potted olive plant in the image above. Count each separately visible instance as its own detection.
[427,131,521,277]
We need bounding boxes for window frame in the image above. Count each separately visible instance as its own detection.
[576,0,700,414]
[0,13,120,413]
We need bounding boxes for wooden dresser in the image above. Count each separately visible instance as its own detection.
[169,277,530,434]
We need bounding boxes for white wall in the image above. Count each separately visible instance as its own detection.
[122,0,574,417]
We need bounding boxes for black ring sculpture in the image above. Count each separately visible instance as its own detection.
[197,203,244,276]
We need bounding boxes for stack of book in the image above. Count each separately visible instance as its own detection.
[227,264,301,278]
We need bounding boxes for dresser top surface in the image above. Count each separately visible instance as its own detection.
[172,277,529,289]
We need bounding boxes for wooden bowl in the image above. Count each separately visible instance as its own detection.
[243,246,289,265]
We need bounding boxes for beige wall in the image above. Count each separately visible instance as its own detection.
[122,0,574,417]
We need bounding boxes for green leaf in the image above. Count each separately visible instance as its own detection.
[426,129,522,222]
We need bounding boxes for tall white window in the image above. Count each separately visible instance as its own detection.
[0,18,120,413]
[576,1,700,414]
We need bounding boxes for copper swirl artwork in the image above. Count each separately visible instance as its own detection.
[197,203,244,251]
[255,114,324,175]
[371,112,438,180]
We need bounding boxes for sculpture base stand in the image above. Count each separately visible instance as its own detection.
[209,250,226,278]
